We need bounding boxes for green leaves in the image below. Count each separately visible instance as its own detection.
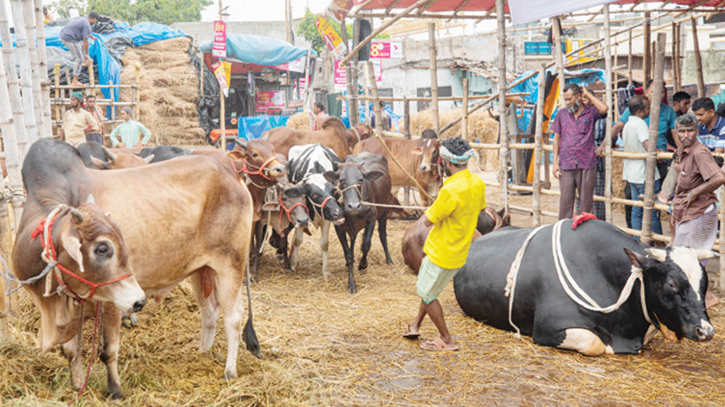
[51,0,213,25]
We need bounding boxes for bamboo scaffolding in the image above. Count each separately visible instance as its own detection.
[33,0,51,138]
[339,93,529,102]
[497,0,508,210]
[692,16,706,98]
[461,78,469,140]
[428,23,440,134]
[0,2,29,157]
[53,64,61,135]
[532,65,545,227]
[403,96,411,207]
[21,0,43,140]
[8,0,37,148]
[605,5,614,223]
[553,17,566,108]
[628,29,633,87]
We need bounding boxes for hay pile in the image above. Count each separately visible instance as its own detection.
[402,108,500,171]
[286,113,310,131]
[119,37,206,146]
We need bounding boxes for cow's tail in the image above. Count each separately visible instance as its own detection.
[243,257,260,358]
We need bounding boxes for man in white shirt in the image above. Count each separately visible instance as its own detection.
[622,95,662,236]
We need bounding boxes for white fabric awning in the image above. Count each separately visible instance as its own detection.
[508,0,617,25]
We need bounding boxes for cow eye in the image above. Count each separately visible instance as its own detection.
[95,242,112,257]
[252,152,259,158]
[666,281,678,292]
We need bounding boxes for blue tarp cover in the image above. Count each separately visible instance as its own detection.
[238,115,290,141]
[200,34,316,66]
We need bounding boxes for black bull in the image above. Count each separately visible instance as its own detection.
[454,220,716,355]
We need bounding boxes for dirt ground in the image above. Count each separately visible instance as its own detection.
[1,176,725,406]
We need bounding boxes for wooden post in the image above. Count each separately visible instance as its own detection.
[54,64,61,136]
[403,96,411,207]
[674,23,681,93]
[350,18,360,127]
[628,29,633,88]
[462,78,469,140]
[33,0,51,139]
[10,0,39,145]
[134,63,141,121]
[89,63,96,89]
[641,33,666,245]
[428,23,439,134]
[672,23,679,92]
[22,0,44,140]
[0,0,29,155]
[497,0,509,210]
[644,11,651,85]
[109,80,116,127]
[552,16,566,108]
[533,65,546,227]
[368,61,384,136]
[604,5,614,223]
[345,65,356,127]
[692,17,706,98]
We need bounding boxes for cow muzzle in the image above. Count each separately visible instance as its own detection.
[695,321,715,341]
[419,163,430,171]
[106,276,147,314]
[296,216,310,228]
[266,165,286,178]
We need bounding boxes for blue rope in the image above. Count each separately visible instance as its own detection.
[0,254,57,296]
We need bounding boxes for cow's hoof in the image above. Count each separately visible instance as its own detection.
[386,258,394,265]
[276,254,284,261]
[108,387,123,401]
[359,260,368,270]
[121,313,138,329]
[224,371,237,381]
[348,284,357,294]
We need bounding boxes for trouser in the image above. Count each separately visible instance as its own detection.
[61,39,84,77]
[559,168,596,220]
[630,180,663,237]
[85,132,103,144]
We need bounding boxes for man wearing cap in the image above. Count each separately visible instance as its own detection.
[403,137,486,352]
[85,94,105,144]
[60,12,99,87]
[61,91,100,147]
[109,107,152,148]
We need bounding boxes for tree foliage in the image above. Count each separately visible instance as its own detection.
[296,8,388,56]
[50,0,212,25]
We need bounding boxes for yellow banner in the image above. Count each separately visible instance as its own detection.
[314,16,344,58]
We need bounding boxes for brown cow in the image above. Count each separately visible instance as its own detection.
[266,116,371,160]
[14,139,256,398]
[353,135,442,206]
[401,206,511,273]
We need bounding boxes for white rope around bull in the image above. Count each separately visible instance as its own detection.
[504,220,651,339]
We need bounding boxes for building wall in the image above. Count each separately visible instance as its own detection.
[170,20,311,49]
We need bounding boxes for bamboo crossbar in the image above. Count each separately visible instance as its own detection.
[50,84,136,90]
[50,99,135,106]
[338,93,530,102]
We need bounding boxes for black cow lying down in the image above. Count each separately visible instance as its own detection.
[454,219,716,355]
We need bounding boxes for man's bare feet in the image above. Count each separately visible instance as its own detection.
[70,80,84,87]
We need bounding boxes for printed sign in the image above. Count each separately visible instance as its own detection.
[212,20,226,58]
[370,42,402,59]
[256,91,285,112]
[315,16,345,58]
[325,0,354,23]
[212,61,231,97]
[334,59,381,92]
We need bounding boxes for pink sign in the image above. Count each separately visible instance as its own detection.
[256,91,285,112]
[334,60,347,86]
[213,20,226,58]
[370,42,402,59]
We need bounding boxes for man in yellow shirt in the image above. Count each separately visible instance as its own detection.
[403,137,486,351]
[61,91,100,147]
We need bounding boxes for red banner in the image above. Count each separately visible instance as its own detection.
[212,20,226,58]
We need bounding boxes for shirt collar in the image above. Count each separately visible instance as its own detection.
[443,169,470,185]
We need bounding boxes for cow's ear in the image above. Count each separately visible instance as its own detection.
[90,156,105,169]
[363,170,384,182]
[624,248,650,269]
[60,231,85,273]
[284,187,303,198]
[411,147,422,155]
[323,170,338,184]
[228,150,246,161]
[644,248,667,262]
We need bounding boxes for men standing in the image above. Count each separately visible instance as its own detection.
[59,12,99,87]
[61,91,99,147]
[672,91,692,116]
[552,84,609,220]
[692,97,725,154]
[403,137,485,351]
[85,94,104,144]
[665,114,725,308]
[622,96,662,236]
[310,102,329,131]
[370,101,392,131]
[109,107,152,148]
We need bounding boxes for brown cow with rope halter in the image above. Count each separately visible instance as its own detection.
[265,116,373,160]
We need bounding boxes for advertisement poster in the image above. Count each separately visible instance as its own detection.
[212,20,226,58]
[334,59,382,92]
[314,16,345,58]
[325,0,354,23]
[212,61,231,97]
[256,91,285,112]
[370,41,402,59]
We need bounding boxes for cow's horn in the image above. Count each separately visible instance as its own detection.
[644,248,667,262]
[86,194,95,204]
[143,154,155,164]
[70,208,84,224]
[694,249,719,261]
[102,146,117,162]
[235,139,247,149]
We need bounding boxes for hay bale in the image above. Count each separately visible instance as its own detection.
[118,37,206,146]
[287,113,310,131]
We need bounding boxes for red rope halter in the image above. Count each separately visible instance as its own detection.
[31,209,133,303]
[279,191,308,225]
[230,155,279,182]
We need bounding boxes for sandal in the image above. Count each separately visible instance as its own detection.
[420,337,458,351]
[402,324,420,339]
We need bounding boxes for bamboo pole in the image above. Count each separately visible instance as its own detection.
[350,17,360,127]
[134,63,141,121]
[497,0,508,210]
[21,0,43,140]
[0,1,29,156]
[604,5,614,223]
[33,0,51,139]
[675,23,682,92]
[9,0,38,146]
[340,0,431,66]
[644,11,651,85]
[428,23,440,134]
[403,96,411,207]
[692,16,706,98]
[533,65,546,227]
[628,29,633,88]
[641,33,666,245]
[53,64,61,136]
[462,78,469,140]
[672,22,679,92]
[552,16,566,108]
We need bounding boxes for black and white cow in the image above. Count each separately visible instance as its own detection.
[288,144,345,278]
[454,219,716,356]
[325,152,395,294]
[139,145,193,163]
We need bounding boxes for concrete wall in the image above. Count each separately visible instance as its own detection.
[683,49,725,86]
[170,20,311,49]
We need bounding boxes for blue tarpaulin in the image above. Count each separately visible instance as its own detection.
[200,34,316,66]
[238,115,290,141]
